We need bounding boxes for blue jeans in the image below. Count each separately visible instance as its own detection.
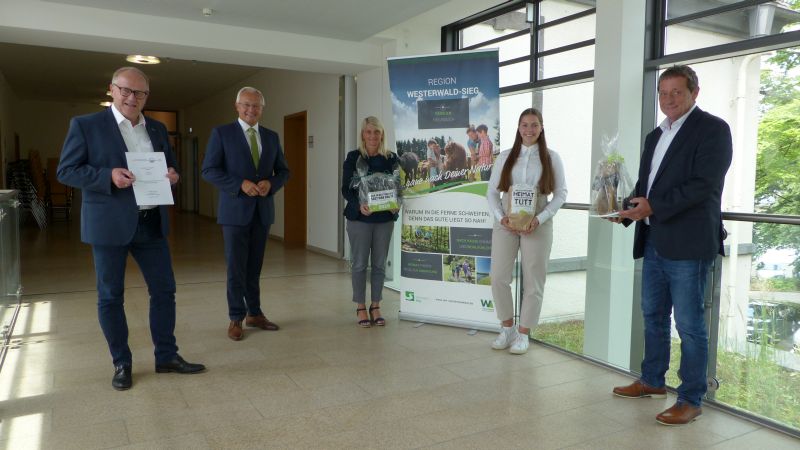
[92,209,178,367]
[640,237,712,407]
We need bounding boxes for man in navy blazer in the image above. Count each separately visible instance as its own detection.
[611,65,732,425]
[57,67,205,391]
[202,87,290,341]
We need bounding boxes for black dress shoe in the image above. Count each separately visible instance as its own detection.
[155,354,206,374]
[112,364,132,390]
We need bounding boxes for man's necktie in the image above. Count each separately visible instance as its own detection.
[247,127,259,167]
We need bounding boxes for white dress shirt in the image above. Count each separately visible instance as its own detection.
[487,143,568,224]
[111,104,155,209]
[645,104,696,224]
[111,104,154,154]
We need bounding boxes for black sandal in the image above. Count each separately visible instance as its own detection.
[356,307,371,328]
[369,305,385,326]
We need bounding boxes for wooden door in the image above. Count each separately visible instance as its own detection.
[283,112,307,247]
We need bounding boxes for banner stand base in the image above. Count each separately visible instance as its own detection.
[398,311,501,333]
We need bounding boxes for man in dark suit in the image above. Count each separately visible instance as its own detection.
[57,67,206,391]
[201,87,290,341]
[611,65,732,425]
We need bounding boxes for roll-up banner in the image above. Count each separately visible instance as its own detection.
[388,49,505,331]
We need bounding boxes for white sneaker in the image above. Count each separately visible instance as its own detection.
[509,333,529,354]
[491,326,518,350]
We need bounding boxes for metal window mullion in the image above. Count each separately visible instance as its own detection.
[538,39,595,58]
[499,55,532,67]
[501,39,598,69]
[651,0,667,59]
[643,0,660,183]
[460,28,531,51]
[499,70,594,95]
[441,23,456,52]
[532,0,540,84]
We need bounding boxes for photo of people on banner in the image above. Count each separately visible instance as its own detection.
[397,125,498,193]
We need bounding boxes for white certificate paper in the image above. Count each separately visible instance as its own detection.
[125,152,174,206]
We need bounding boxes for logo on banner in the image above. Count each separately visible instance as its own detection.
[480,299,494,312]
[417,98,470,129]
[404,291,419,302]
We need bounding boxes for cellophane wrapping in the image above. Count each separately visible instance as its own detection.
[353,171,402,212]
[589,135,633,217]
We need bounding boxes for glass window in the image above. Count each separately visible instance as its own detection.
[450,1,596,89]
[477,34,531,63]
[538,82,594,204]
[539,0,595,24]
[664,222,800,430]
[501,83,594,351]
[536,208,589,354]
[665,4,800,55]
[651,0,800,433]
[667,0,800,22]
[651,52,800,216]
[499,61,530,88]
[666,0,735,20]
[498,91,536,150]
[538,14,595,51]
[460,7,527,48]
[447,1,597,358]
[539,45,595,79]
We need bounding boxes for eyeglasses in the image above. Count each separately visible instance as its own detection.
[237,102,263,110]
[113,83,149,99]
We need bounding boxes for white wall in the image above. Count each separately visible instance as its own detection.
[262,70,340,250]
[14,100,103,162]
[184,68,340,252]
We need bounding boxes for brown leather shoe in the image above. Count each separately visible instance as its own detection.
[656,401,702,425]
[228,320,243,341]
[612,380,667,398]
[245,313,280,330]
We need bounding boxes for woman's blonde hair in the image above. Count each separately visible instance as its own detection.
[358,116,390,158]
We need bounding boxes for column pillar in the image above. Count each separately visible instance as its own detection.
[583,0,647,369]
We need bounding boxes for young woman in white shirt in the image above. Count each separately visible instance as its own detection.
[486,108,567,354]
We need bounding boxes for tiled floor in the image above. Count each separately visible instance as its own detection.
[1,212,798,449]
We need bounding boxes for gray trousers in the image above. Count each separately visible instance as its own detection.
[489,218,553,329]
[346,220,394,304]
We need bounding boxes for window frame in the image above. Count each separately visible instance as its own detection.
[441,0,597,94]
